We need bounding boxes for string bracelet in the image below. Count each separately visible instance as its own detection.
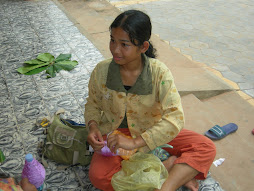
[88,121,98,129]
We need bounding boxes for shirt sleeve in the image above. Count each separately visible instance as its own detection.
[84,67,102,130]
[84,65,113,135]
[140,69,184,151]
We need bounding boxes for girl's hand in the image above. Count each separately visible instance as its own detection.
[19,178,37,191]
[107,133,136,154]
[87,126,104,151]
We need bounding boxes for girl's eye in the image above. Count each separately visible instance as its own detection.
[122,43,129,47]
[110,39,115,43]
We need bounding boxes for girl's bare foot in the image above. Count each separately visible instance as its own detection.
[184,178,199,191]
[162,156,199,191]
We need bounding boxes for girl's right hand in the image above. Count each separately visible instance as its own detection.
[20,178,37,191]
[87,126,104,151]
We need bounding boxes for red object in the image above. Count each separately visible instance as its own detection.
[89,128,216,190]
[252,129,254,135]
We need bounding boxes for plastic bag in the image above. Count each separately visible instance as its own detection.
[111,152,168,191]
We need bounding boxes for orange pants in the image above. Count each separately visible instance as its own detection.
[89,129,216,191]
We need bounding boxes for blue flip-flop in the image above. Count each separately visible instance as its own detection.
[205,123,238,140]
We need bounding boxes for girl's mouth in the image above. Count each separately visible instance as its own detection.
[113,56,122,61]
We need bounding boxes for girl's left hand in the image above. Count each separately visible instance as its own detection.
[107,133,135,154]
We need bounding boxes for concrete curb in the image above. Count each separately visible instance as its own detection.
[53,0,253,106]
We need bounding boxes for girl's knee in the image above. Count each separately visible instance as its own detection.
[89,168,114,191]
[204,136,216,158]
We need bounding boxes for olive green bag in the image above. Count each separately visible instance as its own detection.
[41,112,92,167]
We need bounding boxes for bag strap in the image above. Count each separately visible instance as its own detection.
[55,108,65,116]
[74,168,85,188]
[42,154,49,168]
[73,151,79,165]
[41,142,54,168]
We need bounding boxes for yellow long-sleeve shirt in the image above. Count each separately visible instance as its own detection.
[85,54,184,152]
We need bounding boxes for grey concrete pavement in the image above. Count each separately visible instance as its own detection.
[108,0,254,98]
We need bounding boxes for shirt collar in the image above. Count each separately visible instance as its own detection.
[106,54,152,95]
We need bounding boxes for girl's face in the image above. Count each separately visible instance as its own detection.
[110,27,145,66]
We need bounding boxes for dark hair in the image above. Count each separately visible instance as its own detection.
[110,10,157,58]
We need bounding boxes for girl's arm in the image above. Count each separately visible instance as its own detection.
[84,62,113,135]
[107,133,147,153]
[140,68,184,152]
[84,69,102,131]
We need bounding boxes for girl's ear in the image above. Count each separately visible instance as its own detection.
[141,41,150,53]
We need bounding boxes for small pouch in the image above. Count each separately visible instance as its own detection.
[53,126,77,148]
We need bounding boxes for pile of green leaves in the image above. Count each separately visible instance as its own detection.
[17,53,78,78]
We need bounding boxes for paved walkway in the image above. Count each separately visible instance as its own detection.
[0,0,103,189]
[107,0,254,98]
[0,0,241,190]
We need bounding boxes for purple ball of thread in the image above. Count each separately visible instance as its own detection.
[99,141,117,157]
[22,154,46,188]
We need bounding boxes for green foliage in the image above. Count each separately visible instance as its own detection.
[0,149,5,164]
[17,53,78,78]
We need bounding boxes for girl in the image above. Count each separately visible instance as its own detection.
[85,10,216,191]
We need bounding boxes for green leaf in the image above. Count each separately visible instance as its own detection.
[55,60,78,71]
[46,65,56,77]
[46,65,54,76]
[37,53,55,62]
[55,54,72,62]
[50,72,56,78]
[24,59,45,65]
[24,65,48,75]
[53,64,62,73]
[0,149,5,163]
[58,60,78,67]
[54,63,74,71]
[17,63,49,74]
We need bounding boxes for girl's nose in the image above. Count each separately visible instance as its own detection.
[113,44,120,54]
